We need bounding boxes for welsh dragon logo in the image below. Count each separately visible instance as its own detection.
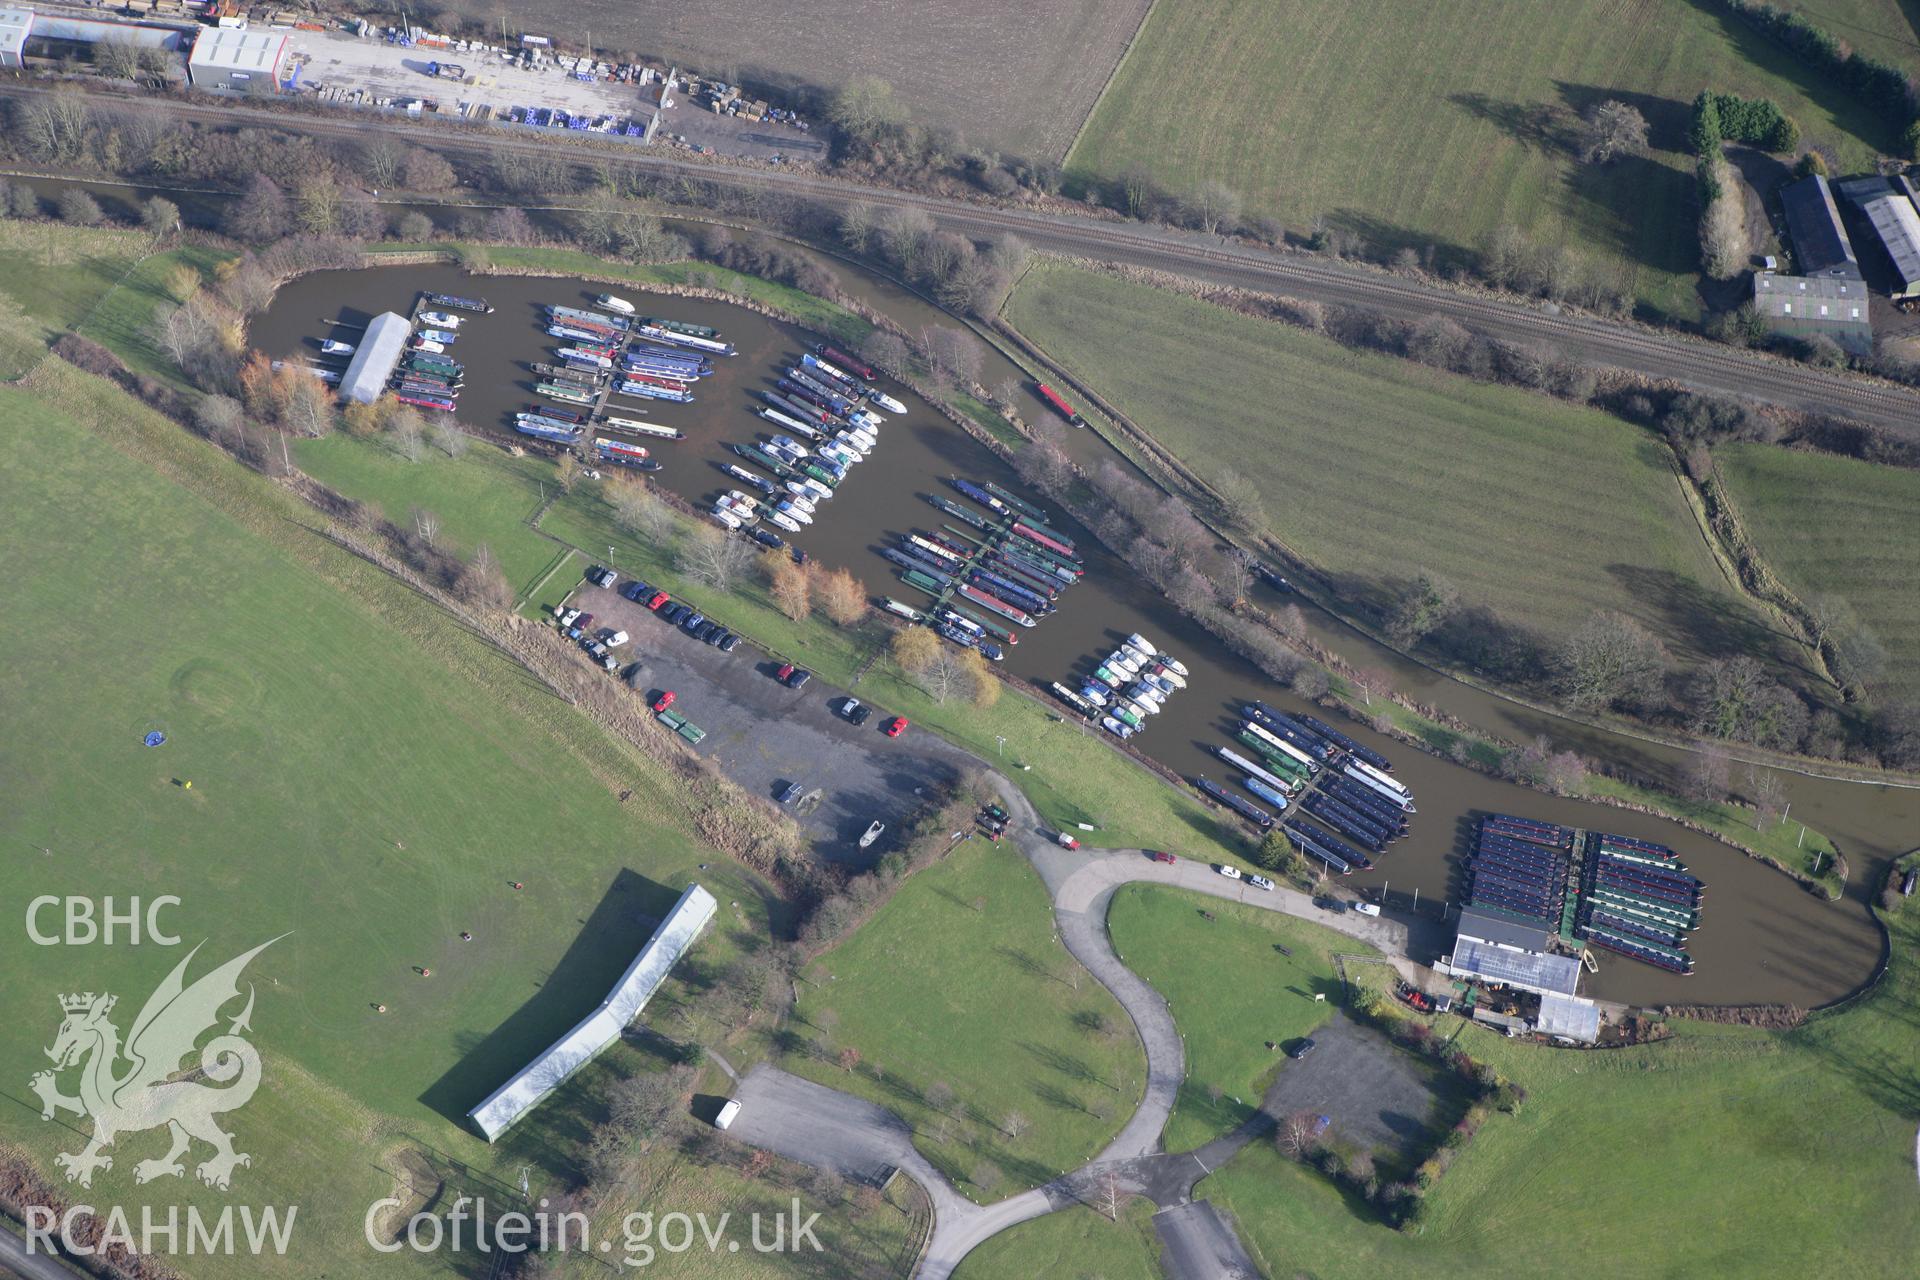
[29,937,283,1191]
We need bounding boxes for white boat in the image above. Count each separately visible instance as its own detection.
[1126,633,1159,657]
[884,599,925,622]
[604,417,687,440]
[411,339,446,354]
[320,338,355,356]
[1079,684,1109,708]
[795,477,833,503]
[768,511,803,533]
[851,408,886,430]
[597,294,636,315]
[1101,716,1136,740]
[869,390,907,414]
[771,435,811,458]
[1121,641,1156,666]
[711,508,742,530]
[558,347,613,369]
[421,329,457,344]
[1149,662,1187,690]
[1159,654,1190,678]
[1122,697,1159,718]
[419,311,463,328]
[859,820,885,849]
[1106,650,1143,677]
[776,501,813,527]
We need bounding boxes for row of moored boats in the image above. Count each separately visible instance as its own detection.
[1051,633,1188,743]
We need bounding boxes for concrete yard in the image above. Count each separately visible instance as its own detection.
[285,29,824,163]
[1260,1012,1454,1161]
[566,574,971,864]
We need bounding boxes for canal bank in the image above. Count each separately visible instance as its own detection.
[249,260,1890,1008]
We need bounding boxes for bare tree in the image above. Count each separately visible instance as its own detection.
[1746,765,1787,830]
[411,505,440,548]
[815,566,868,625]
[359,137,403,190]
[769,554,811,620]
[432,418,468,458]
[1557,610,1670,711]
[611,478,678,544]
[1578,100,1651,164]
[388,407,426,462]
[281,372,334,438]
[677,525,753,591]
[1186,180,1244,234]
[555,453,581,492]
[837,202,877,254]
[1002,1110,1030,1139]
[1683,743,1731,804]
[891,626,941,674]
[1212,468,1266,529]
[1278,1110,1324,1160]
[1699,158,1749,280]
[454,543,513,611]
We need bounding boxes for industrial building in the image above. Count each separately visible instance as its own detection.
[1779,175,1862,281]
[1751,273,1873,354]
[337,312,412,404]
[0,7,34,67]
[469,883,716,1141]
[1858,187,1920,299]
[186,24,286,91]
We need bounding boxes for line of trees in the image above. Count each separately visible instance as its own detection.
[1716,0,1920,155]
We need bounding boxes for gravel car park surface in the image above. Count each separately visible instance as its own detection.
[1259,1012,1451,1160]
[569,576,971,863]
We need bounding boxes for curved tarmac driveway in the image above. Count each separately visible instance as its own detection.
[727,774,1429,1279]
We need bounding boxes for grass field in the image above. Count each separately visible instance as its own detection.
[951,1199,1161,1280]
[1064,0,1891,319]
[1191,905,1920,1280]
[1715,442,1920,699]
[0,219,154,376]
[425,0,1149,161]
[0,361,863,1276]
[1105,886,1349,1152]
[780,836,1146,1200]
[1778,0,1920,73]
[1005,262,1802,678]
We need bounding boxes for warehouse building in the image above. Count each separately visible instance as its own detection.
[469,883,716,1141]
[1858,187,1920,299]
[336,312,412,404]
[1779,175,1862,281]
[1440,909,1582,998]
[186,25,286,91]
[1751,273,1872,355]
[0,7,34,67]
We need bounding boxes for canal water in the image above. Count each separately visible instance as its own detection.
[250,262,1897,1009]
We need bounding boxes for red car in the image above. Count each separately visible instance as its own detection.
[1147,850,1177,865]
[651,690,676,713]
[646,590,670,611]
[883,716,909,738]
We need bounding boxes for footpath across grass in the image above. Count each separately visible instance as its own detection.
[1715,442,1920,700]
[1064,0,1889,319]
[781,836,1146,1200]
[1194,906,1920,1280]
[1105,885,1350,1152]
[1004,262,1797,678]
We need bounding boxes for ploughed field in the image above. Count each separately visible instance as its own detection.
[1064,0,1891,319]
[1004,263,1803,681]
[436,0,1153,161]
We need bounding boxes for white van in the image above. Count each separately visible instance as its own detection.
[714,1099,741,1130]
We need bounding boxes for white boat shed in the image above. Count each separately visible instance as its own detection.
[468,883,717,1142]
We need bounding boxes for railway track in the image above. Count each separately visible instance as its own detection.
[9,83,1918,432]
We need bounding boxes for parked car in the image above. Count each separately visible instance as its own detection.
[1214,863,1242,881]
[883,716,908,738]
[782,665,811,689]
[1287,1038,1316,1060]
[605,630,630,647]
[777,781,803,805]
[1314,897,1345,913]
[557,606,581,626]
[681,611,706,632]
[1147,850,1177,865]
[717,632,741,653]
[840,698,872,725]
[1248,874,1275,892]
[620,578,653,601]
[704,626,728,647]
[651,690,676,713]
[1353,902,1381,917]
[574,613,595,634]
[647,590,671,611]
[751,529,784,550]
[589,566,617,588]
[661,603,689,624]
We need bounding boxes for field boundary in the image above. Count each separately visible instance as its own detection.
[1058,0,1165,170]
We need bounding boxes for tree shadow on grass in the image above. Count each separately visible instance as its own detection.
[1447,91,1579,154]
[1604,562,1817,679]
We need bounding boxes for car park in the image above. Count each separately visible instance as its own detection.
[883,717,909,738]
[1214,863,1242,880]
[1248,874,1275,891]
